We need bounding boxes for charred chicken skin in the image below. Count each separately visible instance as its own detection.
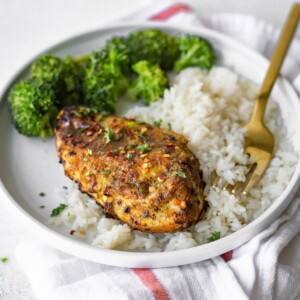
[56,106,205,232]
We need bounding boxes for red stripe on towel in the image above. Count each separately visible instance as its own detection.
[149,3,192,21]
[132,268,170,300]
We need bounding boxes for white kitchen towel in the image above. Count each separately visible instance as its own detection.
[15,1,300,300]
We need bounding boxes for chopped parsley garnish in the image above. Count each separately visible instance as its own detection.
[95,111,109,122]
[172,170,187,178]
[39,192,45,197]
[127,120,137,127]
[125,153,133,160]
[80,106,98,116]
[51,204,68,217]
[1,257,8,263]
[138,187,146,194]
[153,119,162,127]
[87,149,93,155]
[168,122,172,130]
[83,157,89,162]
[101,169,111,175]
[138,133,145,140]
[101,111,109,118]
[113,149,120,155]
[138,143,152,153]
[207,231,221,242]
[71,110,81,117]
[85,170,93,176]
[128,142,137,148]
[104,127,116,144]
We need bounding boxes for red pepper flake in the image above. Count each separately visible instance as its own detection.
[221,250,233,262]
[158,175,168,182]
[125,128,134,137]
[70,230,75,235]
[166,143,174,147]
[105,151,115,157]
[103,186,110,196]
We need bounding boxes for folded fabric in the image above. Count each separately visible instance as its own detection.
[14,193,300,300]
[15,1,300,300]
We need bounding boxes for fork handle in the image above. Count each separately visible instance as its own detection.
[251,3,300,122]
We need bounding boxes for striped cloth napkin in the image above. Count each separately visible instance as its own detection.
[15,1,300,300]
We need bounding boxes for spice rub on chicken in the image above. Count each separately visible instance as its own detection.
[55,106,205,233]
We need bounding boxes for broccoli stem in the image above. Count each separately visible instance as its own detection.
[74,53,91,64]
[39,107,58,138]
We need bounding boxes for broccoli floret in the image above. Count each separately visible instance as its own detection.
[87,37,129,76]
[128,60,168,105]
[31,54,84,107]
[126,29,179,70]
[31,54,63,83]
[104,37,131,75]
[59,56,84,106]
[83,37,130,112]
[83,75,119,112]
[174,35,216,72]
[9,78,58,138]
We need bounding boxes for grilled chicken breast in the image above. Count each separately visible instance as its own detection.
[56,106,205,232]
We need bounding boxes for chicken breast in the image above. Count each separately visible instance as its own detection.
[56,106,205,232]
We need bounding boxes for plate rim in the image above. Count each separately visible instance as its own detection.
[1,21,300,268]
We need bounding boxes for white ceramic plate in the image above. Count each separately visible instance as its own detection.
[1,22,300,268]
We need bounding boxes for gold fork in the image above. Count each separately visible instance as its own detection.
[212,3,300,195]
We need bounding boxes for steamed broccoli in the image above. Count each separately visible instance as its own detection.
[9,78,58,138]
[9,29,217,139]
[31,54,84,107]
[9,54,84,138]
[126,29,179,70]
[128,60,168,105]
[31,54,63,83]
[174,35,215,72]
[83,37,130,112]
[59,56,84,106]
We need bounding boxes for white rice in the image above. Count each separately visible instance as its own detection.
[50,67,298,252]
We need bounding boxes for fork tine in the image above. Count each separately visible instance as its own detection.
[222,182,230,190]
[241,160,269,195]
[231,182,240,194]
[232,164,253,194]
[223,182,235,192]
[211,171,221,188]
[231,164,253,194]
[242,168,259,195]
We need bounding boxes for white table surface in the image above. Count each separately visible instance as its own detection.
[0,0,299,299]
